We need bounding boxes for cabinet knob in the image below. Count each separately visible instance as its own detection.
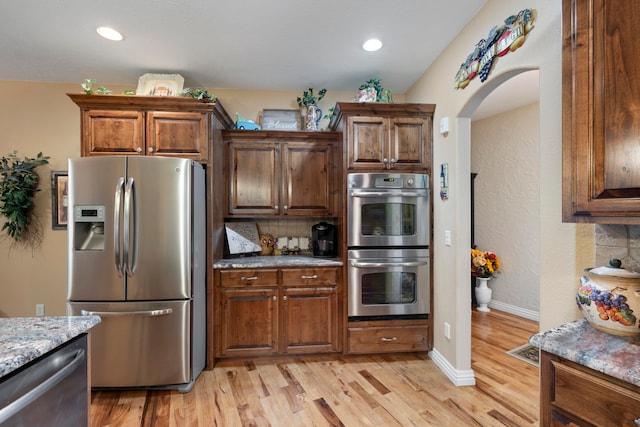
[283,205,288,210]
[148,147,154,153]
[272,295,277,301]
[383,158,389,164]
[301,275,318,279]
[282,296,288,301]
[241,276,258,281]
[136,147,142,152]
[274,205,278,210]
[634,419,640,426]
[380,337,398,342]
[390,158,397,163]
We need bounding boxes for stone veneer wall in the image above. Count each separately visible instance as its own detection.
[594,225,640,271]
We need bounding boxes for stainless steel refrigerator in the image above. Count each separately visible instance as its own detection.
[66,156,206,393]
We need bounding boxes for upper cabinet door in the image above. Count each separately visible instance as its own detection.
[389,117,428,170]
[82,109,145,156]
[147,111,208,160]
[563,0,640,223]
[282,141,334,216]
[227,141,280,216]
[348,116,387,169]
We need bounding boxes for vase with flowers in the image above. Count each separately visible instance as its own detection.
[471,248,501,312]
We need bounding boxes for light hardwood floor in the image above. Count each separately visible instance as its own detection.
[90,309,540,426]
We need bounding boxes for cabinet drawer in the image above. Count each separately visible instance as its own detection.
[347,324,429,354]
[551,359,640,426]
[281,268,339,286]
[219,269,278,288]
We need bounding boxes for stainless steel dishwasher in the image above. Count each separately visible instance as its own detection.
[0,334,88,426]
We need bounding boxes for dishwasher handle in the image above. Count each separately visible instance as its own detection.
[0,349,85,424]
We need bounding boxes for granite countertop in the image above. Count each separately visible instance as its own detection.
[529,318,640,386]
[214,255,343,269]
[0,316,101,379]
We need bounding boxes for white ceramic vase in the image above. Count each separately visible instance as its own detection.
[475,277,492,312]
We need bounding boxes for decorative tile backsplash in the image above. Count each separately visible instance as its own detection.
[594,225,640,271]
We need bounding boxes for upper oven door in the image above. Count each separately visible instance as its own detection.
[348,186,429,248]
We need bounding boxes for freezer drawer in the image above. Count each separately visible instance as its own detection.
[68,300,191,388]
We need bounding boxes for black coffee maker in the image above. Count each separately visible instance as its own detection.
[312,222,336,257]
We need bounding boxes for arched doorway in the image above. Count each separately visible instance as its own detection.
[456,67,540,379]
[470,69,540,319]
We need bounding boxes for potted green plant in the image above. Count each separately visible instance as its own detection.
[181,87,217,102]
[296,88,327,107]
[297,88,327,131]
[0,151,50,248]
[355,78,393,103]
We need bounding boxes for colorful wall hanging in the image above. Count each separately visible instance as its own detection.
[454,9,535,90]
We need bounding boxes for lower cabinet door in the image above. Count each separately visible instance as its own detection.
[280,287,339,354]
[219,289,279,357]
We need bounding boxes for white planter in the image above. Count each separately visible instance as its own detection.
[475,277,492,312]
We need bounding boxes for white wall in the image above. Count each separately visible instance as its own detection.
[471,102,540,314]
[406,0,594,384]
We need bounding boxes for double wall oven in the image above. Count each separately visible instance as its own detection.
[347,172,430,320]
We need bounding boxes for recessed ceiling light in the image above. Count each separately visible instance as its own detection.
[97,26,123,41]
[363,38,382,52]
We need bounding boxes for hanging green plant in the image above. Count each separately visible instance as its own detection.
[0,151,50,248]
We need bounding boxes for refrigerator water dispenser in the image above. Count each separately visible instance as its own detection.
[73,205,106,251]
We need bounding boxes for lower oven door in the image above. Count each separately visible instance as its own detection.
[348,248,430,318]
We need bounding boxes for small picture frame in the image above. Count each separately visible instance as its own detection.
[51,171,68,230]
[136,73,184,96]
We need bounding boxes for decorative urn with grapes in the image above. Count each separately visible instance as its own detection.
[576,259,640,337]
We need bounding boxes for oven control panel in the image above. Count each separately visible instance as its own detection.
[347,173,428,190]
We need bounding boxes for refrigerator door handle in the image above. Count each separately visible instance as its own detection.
[114,177,125,277]
[80,308,173,317]
[123,177,139,277]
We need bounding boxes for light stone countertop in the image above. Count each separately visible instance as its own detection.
[213,255,343,269]
[0,316,101,379]
[529,318,640,386]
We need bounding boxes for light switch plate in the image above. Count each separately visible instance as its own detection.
[444,230,452,246]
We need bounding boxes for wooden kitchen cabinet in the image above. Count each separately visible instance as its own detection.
[562,0,640,223]
[68,94,232,162]
[346,318,431,354]
[215,267,341,359]
[540,351,640,426]
[328,102,435,172]
[223,130,341,217]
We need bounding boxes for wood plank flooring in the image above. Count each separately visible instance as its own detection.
[90,309,540,426]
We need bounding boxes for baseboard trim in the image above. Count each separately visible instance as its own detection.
[488,300,539,322]
[428,348,476,386]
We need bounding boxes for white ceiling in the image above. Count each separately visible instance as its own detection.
[1,0,537,118]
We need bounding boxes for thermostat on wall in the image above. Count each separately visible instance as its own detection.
[440,117,449,135]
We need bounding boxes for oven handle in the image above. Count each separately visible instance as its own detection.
[350,260,429,268]
[350,191,428,198]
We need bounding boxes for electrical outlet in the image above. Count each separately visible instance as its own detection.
[36,304,45,317]
[444,322,451,339]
